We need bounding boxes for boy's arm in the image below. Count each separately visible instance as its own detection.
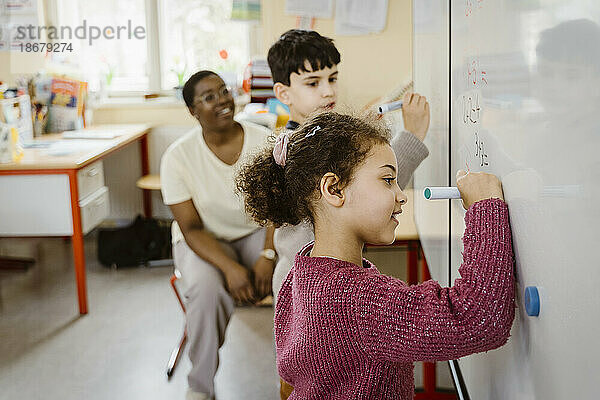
[392,92,431,189]
[391,131,429,189]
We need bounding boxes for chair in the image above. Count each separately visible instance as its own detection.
[136,174,162,191]
[136,174,161,218]
[135,174,186,378]
[167,268,187,379]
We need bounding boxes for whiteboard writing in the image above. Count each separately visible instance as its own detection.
[462,91,481,125]
[465,0,484,17]
[467,58,488,87]
[474,131,489,167]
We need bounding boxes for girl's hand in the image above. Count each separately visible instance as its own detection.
[402,92,430,142]
[456,170,504,209]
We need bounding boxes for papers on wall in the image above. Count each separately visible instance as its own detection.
[285,0,333,19]
[231,0,260,21]
[0,24,9,50]
[0,0,39,51]
[1,0,38,16]
[297,15,315,30]
[335,0,388,36]
[0,21,37,51]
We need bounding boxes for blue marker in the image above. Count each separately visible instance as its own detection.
[378,100,403,114]
[424,187,461,200]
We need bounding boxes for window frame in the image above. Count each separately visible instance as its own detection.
[48,0,260,97]
[145,0,162,94]
[107,0,164,96]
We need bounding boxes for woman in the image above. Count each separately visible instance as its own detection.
[160,71,276,400]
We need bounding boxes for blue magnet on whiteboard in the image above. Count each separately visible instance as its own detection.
[524,286,540,317]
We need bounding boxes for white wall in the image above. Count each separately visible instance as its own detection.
[260,0,413,108]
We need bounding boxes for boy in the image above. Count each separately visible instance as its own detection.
[268,29,340,130]
[267,29,431,399]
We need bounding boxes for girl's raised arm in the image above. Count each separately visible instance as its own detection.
[351,198,515,363]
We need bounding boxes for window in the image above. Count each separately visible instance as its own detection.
[54,0,149,92]
[52,0,254,94]
[159,0,251,90]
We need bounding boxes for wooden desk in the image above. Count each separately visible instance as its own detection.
[0,124,152,314]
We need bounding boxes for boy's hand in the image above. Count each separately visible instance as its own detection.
[456,170,504,209]
[402,92,430,142]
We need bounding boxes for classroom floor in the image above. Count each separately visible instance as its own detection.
[0,235,454,400]
[0,236,279,400]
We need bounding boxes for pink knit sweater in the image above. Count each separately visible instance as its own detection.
[274,199,515,399]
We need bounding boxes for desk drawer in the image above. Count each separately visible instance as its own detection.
[77,161,105,200]
[80,186,110,234]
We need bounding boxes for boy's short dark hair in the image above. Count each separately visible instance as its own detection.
[183,70,219,108]
[267,29,341,86]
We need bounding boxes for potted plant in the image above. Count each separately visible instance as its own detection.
[98,56,115,101]
[171,56,187,100]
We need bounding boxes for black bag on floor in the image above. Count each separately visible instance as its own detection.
[97,216,171,268]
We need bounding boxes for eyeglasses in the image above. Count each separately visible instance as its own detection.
[194,86,232,106]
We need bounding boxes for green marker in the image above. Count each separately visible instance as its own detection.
[424,187,461,200]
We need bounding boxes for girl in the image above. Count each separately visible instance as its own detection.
[236,112,515,399]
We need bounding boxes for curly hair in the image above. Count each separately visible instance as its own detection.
[235,111,391,228]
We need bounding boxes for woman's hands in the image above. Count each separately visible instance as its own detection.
[456,170,504,209]
[223,263,256,305]
[252,256,275,299]
[223,255,274,304]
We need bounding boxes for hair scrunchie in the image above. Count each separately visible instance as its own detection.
[272,131,290,167]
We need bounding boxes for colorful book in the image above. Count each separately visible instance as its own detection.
[47,77,87,133]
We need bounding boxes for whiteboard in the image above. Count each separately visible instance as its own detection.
[414,1,600,399]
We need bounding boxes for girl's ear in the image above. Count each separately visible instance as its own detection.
[320,172,344,207]
[274,82,291,106]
